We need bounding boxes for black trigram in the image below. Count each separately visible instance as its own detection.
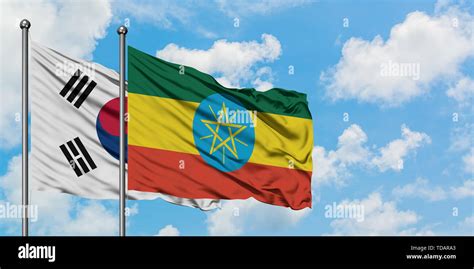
[59,137,97,177]
[59,69,96,109]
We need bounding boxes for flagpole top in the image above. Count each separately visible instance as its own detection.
[19,19,31,29]
[117,25,128,35]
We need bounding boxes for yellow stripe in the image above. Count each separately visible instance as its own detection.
[129,93,313,171]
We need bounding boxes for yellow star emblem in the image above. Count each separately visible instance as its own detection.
[200,102,248,164]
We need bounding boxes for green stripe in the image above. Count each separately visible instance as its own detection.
[128,46,311,119]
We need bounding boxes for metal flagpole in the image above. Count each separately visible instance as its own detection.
[20,19,31,237]
[117,25,127,237]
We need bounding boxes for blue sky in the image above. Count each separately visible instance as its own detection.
[0,0,473,236]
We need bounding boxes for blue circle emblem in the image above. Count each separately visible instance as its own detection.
[193,93,255,172]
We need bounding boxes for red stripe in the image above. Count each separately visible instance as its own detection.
[128,145,312,210]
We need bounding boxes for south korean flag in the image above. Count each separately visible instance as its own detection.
[30,41,219,210]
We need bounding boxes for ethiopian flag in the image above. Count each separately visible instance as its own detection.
[128,46,313,210]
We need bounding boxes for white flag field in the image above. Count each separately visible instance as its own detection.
[30,41,219,210]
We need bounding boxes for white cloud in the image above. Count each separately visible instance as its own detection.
[114,0,310,28]
[458,216,474,235]
[397,227,436,236]
[392,178,447,201]
[215,0,312,17]
[434,0,452,13]
[113,0,306,38]
[321,5,474,106]
[446,76,474,106]
[195,26,218,39]
[252,78,274,92]
[448,123,473,175]
[156,34,281,90]
[156,225,180,236]
[312,146,346,186]
[449,123,473,152]
[113,0,191,29]
[462,149,474,174]
[0,0,113,148]
[336,124,371,165]
[206,198,310,235]
[114,1,224,40]
[0,155,118,235]
[329,192,420,235]
[127,202,139,216]
[313,124,430,186]
[450,179,474,199]
[312,124,370,186]
[393,178,473,201]
[0,89,22,148]
[252,66,275,91]
[60,202,118,236]
[371,125,431,172]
